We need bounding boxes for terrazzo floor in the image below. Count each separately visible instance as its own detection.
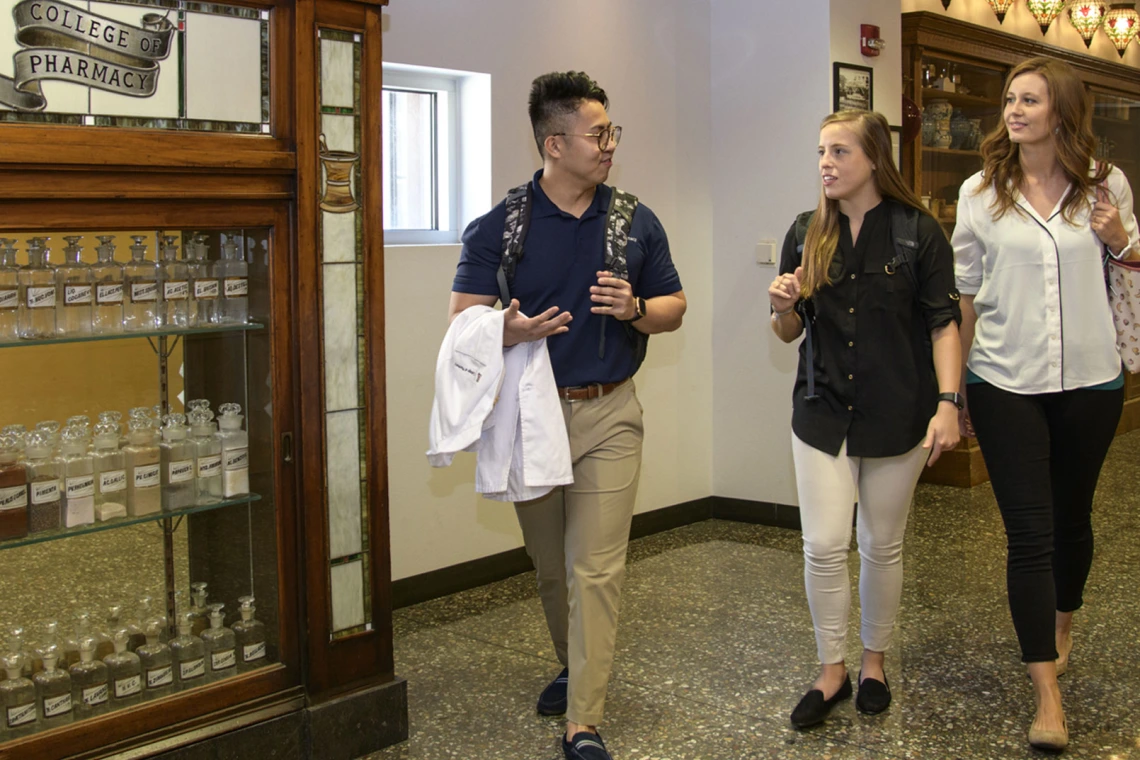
[367,431,1140,760]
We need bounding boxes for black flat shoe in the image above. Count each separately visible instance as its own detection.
[856,670,891,715]
[537,667,569,716]
[790,674,852,729]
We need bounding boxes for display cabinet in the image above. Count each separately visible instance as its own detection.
[904,11,1140,486]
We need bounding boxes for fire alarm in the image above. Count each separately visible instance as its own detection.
[861,24,886,57]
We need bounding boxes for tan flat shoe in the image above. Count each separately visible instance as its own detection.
[1028,718,1069,752]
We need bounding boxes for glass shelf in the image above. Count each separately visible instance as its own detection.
[921,88,999,109]
[0,493,262,551]
[0,321,264,349]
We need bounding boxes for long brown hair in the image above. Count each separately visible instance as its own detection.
[977,56,1111,222]
[801,110,928,298]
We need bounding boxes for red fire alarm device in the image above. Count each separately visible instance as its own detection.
[861,24,886,57]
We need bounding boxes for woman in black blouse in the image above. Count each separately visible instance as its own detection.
[769,110,962,728]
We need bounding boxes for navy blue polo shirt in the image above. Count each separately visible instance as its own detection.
[453,170,682,387]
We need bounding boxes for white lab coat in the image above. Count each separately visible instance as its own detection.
[427,305,572,501]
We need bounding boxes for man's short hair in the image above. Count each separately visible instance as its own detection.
[528,71,608,158]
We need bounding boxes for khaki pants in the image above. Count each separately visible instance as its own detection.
[515,380,643,726]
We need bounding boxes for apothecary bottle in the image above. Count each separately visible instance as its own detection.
[0,433,28,540]
[92,421,127,521]
[124,418,161,517]
[218,403,250,498]
[159,234,193,328]
[56,235,92,336]
[33,645,72,727]
[0,238,20,341]
[188,402,222,503]
[24,429,61,534]
[99,607,123,661]
[69,635,109,718]
[0,653,37,738]
[103,629,141,707]
[123,235,160,332]
[200,603,236,681]
[169,613,206,689]
[18,237,56,339]
[90,235,125,335]
[60,425,95,528]
[216,236,249,324]
[188,234,219,325]
[188,582,210,638]
[137,619,174,697]
[233,596,267,671]
[159,413,195,511]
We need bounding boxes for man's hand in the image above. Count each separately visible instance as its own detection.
[590,271,636,320]
[503,299,572,347]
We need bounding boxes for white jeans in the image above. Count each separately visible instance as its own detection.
[792,433,928,665]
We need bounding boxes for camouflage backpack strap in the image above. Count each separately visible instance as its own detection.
[598,188,648,374]
[794,210,815,254]
[792,210,819,400]
[497,183,532,307]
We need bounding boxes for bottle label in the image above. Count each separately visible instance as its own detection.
[43,692,72,717]
[211,648,237,670]
[195,279,220,300]
[66,474,96,499]
[134,464,160,489]
[114,674,141,698]
[0,288,17,310]
[0,484,27,511]
[96,283,124,304]
[242,641,266,662]
[82,683,109,706]
[146,665,173,688]
[64,284,93,306]
[7,702,36,727]
[131,281,158,303]
[26,285,56,309]
[169,459,194,483]
[179,657,206,681]
[197,454,222,478]
[100,469,127,494]
[31,479,60,504]
[164,280,190,300]
[224,277,249,297]
[225,448,249,471]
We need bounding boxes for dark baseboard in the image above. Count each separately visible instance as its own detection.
[710,496,802,530]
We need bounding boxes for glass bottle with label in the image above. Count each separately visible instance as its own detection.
[56,235,93,337]
[188,234,219,325]
[188,404,222,503]
[233,596,267,672]
[103,629,141,708]
[216,236,249,324]
[24,429,61,534]
[123,235,160,332]
[188,582,210,638]
[35,420,61,457]
[69,636,109,719]
[159,234,193,328]
[123,418,161,517]
[200,603,236,682]
[0,653,36,739]
[99,607,123,661]
[33,644,72,727]
[90,235,124,335]
[0,433,28,540]
[18,237,56,340]
[169,612,206,690]
[99,410,126,449]
[0,238,20,341]
[137,618,174,698]
[217,403,250,498]
[59,425,95,528]
[159,413,195,510]
[92,421,127,522]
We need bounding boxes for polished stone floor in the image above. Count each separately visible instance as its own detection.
[367,432,1140,760]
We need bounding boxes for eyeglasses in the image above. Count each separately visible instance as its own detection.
[552,125,622,151]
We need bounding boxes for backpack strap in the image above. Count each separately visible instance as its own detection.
[794,210,815,254]
[886,204,922,294]
[497,183,532,307]
[599,188,639,361]
[792,210,819,400]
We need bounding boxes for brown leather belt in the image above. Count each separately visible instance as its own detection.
[557,378,630,402]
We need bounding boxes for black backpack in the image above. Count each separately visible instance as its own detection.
[496,183,650,376]
[792,204,922,400]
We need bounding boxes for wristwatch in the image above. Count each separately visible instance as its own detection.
[627,296,647,323]
[937,392,964,410]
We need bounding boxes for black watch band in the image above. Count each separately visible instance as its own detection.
[627,296,646,322]
[937,392,964,410]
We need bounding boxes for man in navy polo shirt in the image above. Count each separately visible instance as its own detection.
[448,71,685,760]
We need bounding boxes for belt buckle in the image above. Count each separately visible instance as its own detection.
[589,382,604,400]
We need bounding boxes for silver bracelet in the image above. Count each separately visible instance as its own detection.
[772,306,796,317]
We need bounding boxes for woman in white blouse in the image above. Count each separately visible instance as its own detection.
[953,56,1139,753]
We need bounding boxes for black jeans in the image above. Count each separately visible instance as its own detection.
[967,381,1122,663]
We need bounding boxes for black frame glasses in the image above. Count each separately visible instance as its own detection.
[552,125,622,151]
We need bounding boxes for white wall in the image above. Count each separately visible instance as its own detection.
[383,0,715,581]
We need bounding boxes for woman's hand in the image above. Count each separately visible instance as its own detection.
[924,403,961,466]
[769,266,803,314]
[1092,185,1130,255]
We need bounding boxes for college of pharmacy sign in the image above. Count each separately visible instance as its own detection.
[0,0,175,112]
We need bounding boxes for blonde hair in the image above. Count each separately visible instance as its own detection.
[801,110,928,298]
[977,56,1111,223]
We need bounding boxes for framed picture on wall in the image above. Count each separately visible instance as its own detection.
[833,62,873,112]
[890,125,903,171]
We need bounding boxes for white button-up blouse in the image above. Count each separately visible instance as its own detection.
[953,164,1139,394]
